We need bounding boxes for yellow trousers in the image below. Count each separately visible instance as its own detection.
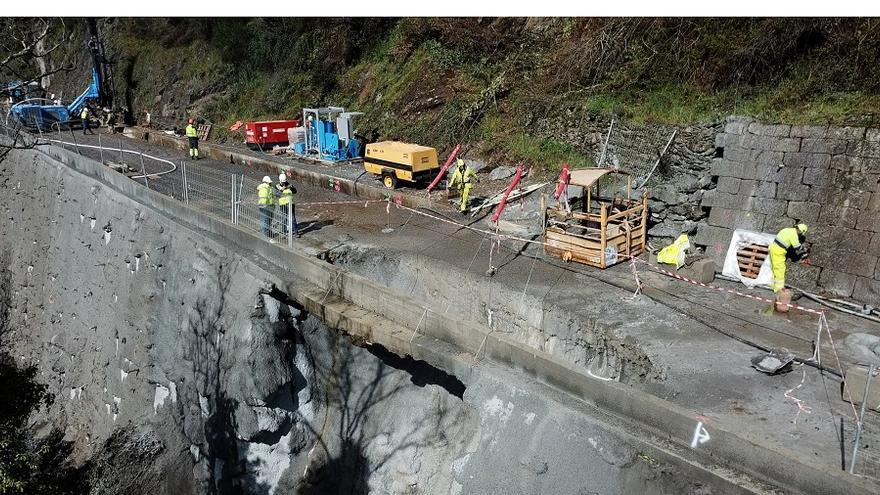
[459,184,472,212]
[769,244,787,293]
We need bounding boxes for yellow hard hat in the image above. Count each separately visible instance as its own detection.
[456,158,465,166]
[797,223,808,234]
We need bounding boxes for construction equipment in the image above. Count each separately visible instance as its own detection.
[245,119,301,150]
[291,107,362,163]
[7,19,115,130]
[364,141,439,189]
[542,168,648,269]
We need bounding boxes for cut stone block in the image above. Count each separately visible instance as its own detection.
[649,253,716,283]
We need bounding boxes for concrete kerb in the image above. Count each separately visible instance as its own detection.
[29,141,879,495]
[129,128,438,210]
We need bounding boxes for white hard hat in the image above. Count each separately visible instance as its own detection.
[278,173,287,182]
[262,176,272,183]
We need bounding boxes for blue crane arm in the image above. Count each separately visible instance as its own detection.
[66,69,100,116]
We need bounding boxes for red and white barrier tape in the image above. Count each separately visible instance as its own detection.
[385,200,824,316]
[627,255,825,315]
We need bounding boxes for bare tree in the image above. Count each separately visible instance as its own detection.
[0,18,73,161]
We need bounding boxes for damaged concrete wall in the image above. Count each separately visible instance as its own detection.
[695,117,880,303]
[0,146,728,494]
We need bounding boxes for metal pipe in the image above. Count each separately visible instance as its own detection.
[182,162,189,205]
[850,364,875,474]
[287,203,293,248]
[69,127,80,154]
[598,118,614,168]
[237,174,244,223]
[139,152,149,189]
[230,175,235,223]
[637,129,677,189]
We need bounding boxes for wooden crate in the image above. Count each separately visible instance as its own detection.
[736,243,769,279]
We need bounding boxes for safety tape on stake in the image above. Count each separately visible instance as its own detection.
[297,199,386,207]
[386,200,825,316]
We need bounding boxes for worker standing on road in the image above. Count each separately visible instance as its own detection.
[448,158,478,213]
[276,173,300,238]
[769,223,809,294]
[257,176,276,242]
[185,118,199,160]
[81,106,94,135]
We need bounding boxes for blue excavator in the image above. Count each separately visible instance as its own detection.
[7,19,115,131]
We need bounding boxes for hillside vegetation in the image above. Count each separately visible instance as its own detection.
[45,18,880,167]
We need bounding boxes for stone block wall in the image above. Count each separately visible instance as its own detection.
[695,117,880,303]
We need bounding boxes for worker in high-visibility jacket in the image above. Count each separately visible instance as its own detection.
[768,223,809,293]
[81,107,94,135]
[257,176,276,241]
[276,173,299,238]
[185,118,199,160]
[448,158,478,213]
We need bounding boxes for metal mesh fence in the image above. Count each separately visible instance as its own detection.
[598,119,677,190]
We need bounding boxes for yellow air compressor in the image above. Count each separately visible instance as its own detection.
[364,141,439,189]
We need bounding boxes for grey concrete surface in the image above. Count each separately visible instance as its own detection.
[3,135,880,493]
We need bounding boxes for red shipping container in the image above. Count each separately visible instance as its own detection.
[245,119,301,150]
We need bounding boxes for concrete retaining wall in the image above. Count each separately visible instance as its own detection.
[30,141,877,494]
[697,117,880,303]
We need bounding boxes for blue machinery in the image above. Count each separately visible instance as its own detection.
[293,107,363,162]
[7,19,113,131]
[7,69,101,130]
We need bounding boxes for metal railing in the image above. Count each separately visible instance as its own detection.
[13,125,300,247]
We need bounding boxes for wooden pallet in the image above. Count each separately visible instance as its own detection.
[736,243,769,279]
[197,124,212,141]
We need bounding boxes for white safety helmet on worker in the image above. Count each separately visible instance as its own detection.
[797,223,808,235]
[262,176,272,183]
[279,173,287,183]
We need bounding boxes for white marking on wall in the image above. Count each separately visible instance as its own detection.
[104,231,111,244]
[70,387,77,400]
[244,430,293,495]
[90,218,96,229]
[451,453,471,476]
[523,412,536,425]
[113,396,121,422]
[80,214,85,224]
[690,421,711,448]
[120,369,128,382]
[115,338,119,358]
[153,385,170,415]
[169,381,177,403]
[190,444,201,462]
[199,395,210,418]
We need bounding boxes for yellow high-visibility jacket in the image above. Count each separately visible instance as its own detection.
[449,165,477,189]
[278,186,294,206]
[185,124,198,138]
[257,183,275,206]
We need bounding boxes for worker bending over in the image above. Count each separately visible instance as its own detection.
[257,176,276,241]
[769,223,809,293]
[185,118,199,160]
[276,173,299,238]
[448,158,478,213]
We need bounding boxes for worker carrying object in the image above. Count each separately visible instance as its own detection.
[768,223,809,293]
[81,107,94,135]
[185,118,199,160]
[448,158,478,213]
[257,176,276,241]
[276,173,299,238]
